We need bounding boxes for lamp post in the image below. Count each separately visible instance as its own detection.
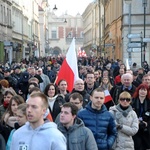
[142,0,147,62]
[124,0,132,65]
[98,0,101,57]
[21,6,24,58]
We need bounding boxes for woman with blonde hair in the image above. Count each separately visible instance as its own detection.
[109,91,139,150]
[1,95,24,128]
[99,76,113,91]
[6,103,27,150]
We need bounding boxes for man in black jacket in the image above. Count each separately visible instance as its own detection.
[84,72,99,95]
[110,73,136,105]
[66,78,90,107]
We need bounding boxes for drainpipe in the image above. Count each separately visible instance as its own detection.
[128,3,132,66]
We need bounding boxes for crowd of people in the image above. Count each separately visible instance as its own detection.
[0,55,150,150]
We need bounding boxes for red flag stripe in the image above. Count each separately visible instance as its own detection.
[56,38,79,92]
[104,90,112,103]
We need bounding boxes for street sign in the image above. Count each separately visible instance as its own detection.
[132,48,141,52]
[127,48,141,52]
[128,42,141,48]
[143,38,150,42]
[127,33,141,39]
[4,41,13,46]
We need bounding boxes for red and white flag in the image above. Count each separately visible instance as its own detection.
[104,90,113,103]
[56,38,79,92]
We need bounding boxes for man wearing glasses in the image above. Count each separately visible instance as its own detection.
[66,78,90,107]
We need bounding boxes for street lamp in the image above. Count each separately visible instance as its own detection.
[64,18,67,23]
[142,0,147,62]
[53,4,57,10]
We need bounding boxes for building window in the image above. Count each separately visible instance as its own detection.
[4,6,6,24]
[51,27,57,39]
[7,8,9,25]
[0,5,1,23]
[67,31,72,38]
[80,31,84,38]
[1,5,3,23]
[9,9,11,26]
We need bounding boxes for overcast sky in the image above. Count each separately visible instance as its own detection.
[48,0,94,16]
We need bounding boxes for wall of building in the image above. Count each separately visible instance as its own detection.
[82,2,95,56]
[0,0,12,63]
[122,0,150,66]
[104,0,122,60]
[47,11,84,57]
[82,0,105,57]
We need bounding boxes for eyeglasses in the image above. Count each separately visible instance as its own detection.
[119,98,131,102]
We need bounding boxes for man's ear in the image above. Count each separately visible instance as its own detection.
[43,107,47,115]
[73,115,76,120]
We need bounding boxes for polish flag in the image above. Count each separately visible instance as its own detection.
[46,113,53,122]
[56,38,79,92]
[104,90,113,103]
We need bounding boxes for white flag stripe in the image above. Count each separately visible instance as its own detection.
[104,90,110,96]
[66,38,79,82]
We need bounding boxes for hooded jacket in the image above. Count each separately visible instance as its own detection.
[10,121,66,150]
[77,102,117,150]
[57,117,98,150]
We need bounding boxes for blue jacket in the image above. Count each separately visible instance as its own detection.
[77,102,117,150]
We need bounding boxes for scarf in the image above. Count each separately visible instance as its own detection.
[3,101,9,108]
[48,95,58,112]
[116,104,132,117]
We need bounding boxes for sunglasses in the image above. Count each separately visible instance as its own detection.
[119,98,131,102]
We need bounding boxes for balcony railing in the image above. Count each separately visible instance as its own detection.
[66,37,84,44]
